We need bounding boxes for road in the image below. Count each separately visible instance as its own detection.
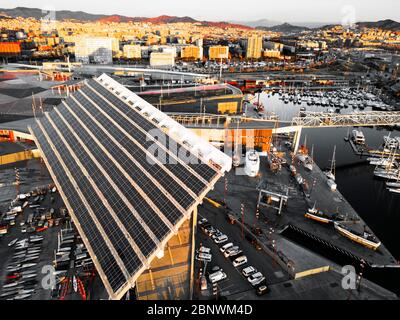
[194,200,290,300]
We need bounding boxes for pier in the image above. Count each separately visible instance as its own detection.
[203,148,399,295]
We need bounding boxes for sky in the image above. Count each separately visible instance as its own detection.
[0,0,399,23]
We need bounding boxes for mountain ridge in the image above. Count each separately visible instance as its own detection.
[0,6,252,29]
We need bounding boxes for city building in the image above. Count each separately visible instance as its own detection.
[246,35,263,59]
[263,49,281,58]
[181,46,202,60]
[208,45,229,60]
[123,44,142,59]
[74,37,118,64]
[150,51,175,67]
[0,41,21,57]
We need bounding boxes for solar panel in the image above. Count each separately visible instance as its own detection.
[87,80,219,181]
[30,123,127,293]
[29,73,232,300]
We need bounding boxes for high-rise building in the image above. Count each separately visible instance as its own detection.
[123,45,142,59]
[74,37,118,64]
[194,38,204,60]
[150,52,175,67]
[246,35,263,59]
[181,46,202,60]
[208,46,229,60]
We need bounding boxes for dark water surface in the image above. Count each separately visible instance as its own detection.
[302,126,400,261]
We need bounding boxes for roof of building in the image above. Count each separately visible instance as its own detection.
[29,73,231,299]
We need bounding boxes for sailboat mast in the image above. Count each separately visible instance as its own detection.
[331,145,336,175]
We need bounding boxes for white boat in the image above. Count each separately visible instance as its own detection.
[324,145,336,181]
[383,135,399,149]
[17,194,27,201]
[3,282,20,289]
[304,207,332,224]
[244,150,260,177]
[8,238,18,247]
[21,274,37,280]
[10,206,22,214]
[369,158,393,167]
[13,293,32,300]
[386,182,400,188]
[334,222,381,250]
[18,289,35,295]
[352,130,365,145]
[388,188,400,194]
[374,169,399,180]
[327,179,337,191]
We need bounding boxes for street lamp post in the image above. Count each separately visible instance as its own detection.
[357,259,366,292]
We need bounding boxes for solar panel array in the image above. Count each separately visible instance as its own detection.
[29,74,230,299]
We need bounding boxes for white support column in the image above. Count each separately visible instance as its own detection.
[293,126,303,154]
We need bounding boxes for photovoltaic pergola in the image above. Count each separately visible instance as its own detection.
[29,74,231,300]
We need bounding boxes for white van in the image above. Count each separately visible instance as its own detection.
[220,242,233,253]
[197,246,211,254]
[196,252,212,262]
[233,255,247,267]
[214,234,228,244]
[209,270,227,283]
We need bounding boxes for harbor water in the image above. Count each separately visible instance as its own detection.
[260,92,400,261]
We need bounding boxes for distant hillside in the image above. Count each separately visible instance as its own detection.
[204,21,252,30]
[97,14,197,24]
[257,23,310,33]
[356,19,400,31]
[319,19,400,31]
[96,15,145,23]
[0,6,251,29]
[0,6,109,21]
[230,18,281,28]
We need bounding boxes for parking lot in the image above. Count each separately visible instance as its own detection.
[194,200,290,300]
[0,183,68,300]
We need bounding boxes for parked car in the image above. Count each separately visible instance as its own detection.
[211,230,223,240]
[195,252,212,262]
[232,255,247,267]
[209,270,227,284]
[198,218,208,226]
[197,246,211,254]
[219,242,233,253]
[255,284,270,296]
[242,266,257,277]
[224,246,240,258]
[214,234,228,244]
[205,227,217,237]
[211,266,220,273]
[248,272,265,286]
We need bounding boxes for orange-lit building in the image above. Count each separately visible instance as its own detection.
[181,46,202,60]
[208,45,229,60]
[0,42,21,57]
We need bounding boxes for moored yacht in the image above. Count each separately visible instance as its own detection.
[305,207,333,224]
[244,150,260,177]
[352,130,365,145]
[334,222,381,250]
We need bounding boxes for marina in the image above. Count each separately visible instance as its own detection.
[1,72,400,300]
